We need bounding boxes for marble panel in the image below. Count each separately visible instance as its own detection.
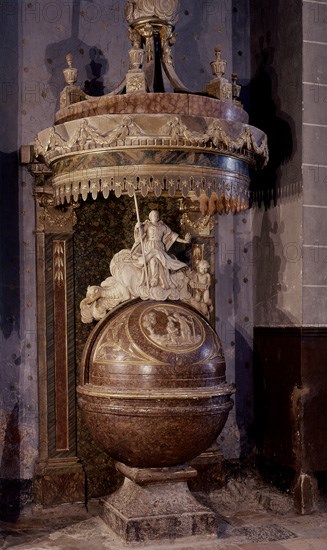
[303,246,327,286]
[188,95,248,122]
[303,124,327,165]
[303,42,327,85]
[303,286,327,324]
[34,464,85,507]
[303,82,327,126]
[56,93,249,124]
[303,164,327,206]
[252,205,303,327]
[303,1,327,43]
[303,204,327,246]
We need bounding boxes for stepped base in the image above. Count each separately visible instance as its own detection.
[100,463,217,543]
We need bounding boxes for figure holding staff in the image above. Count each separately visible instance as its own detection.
[131,207,191,291]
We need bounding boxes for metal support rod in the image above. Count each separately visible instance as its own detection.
[133,192,150,292]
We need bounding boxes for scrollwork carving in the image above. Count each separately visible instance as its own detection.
[180,212,215,235]
[160,25,176,66]
[35,191,78,233]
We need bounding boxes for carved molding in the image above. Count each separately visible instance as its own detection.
[50,164,250,212]
[53,241,66,286]
[35,191,77,233]
[34,113,266,209]
[35,114,268,167]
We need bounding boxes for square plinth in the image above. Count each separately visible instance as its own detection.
[100,473,217,543]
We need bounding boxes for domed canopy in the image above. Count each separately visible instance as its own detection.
[32,0,268,212]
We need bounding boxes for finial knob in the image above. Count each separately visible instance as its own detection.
[63,53,78,86]
[66,53,73,67]
[210,46,226,79]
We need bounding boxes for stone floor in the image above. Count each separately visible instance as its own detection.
[1,474,327,550]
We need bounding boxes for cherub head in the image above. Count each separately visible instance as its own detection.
[197,259,210,274]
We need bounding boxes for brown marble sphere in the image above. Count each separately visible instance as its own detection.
[77,299,234,468]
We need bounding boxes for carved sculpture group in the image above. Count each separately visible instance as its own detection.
[80,210,213,323]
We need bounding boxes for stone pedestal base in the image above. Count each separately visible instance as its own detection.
[34,458,85,506]
[100,463,217,543]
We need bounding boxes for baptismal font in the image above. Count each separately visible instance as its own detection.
[23,0,268,542]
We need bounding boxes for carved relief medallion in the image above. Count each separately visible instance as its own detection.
[140,304,204,351]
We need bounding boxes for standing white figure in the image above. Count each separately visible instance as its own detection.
[189,259,213,319]
[131,210,191,290]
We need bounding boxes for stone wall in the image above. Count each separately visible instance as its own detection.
[251,0,327,510]
[250,0,303,327]
[302,0,327,324]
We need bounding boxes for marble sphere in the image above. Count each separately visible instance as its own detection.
[77,299,234,468]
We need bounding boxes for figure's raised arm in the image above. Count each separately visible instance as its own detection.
[176,232,191,244]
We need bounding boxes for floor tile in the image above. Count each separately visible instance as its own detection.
[282,539,327,550]
[234,525,296,543]
[238,544,287,550]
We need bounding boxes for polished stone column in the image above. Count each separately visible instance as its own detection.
[32,180,85,506]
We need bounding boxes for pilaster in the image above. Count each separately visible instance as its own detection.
[30,161,85,505]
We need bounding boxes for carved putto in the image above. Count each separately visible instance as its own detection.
[80,209,213,323]
[189,260,213,316]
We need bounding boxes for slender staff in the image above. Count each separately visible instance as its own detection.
[133,192,150,292]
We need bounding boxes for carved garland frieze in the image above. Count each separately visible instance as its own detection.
[35,115,269,167]
[34,113,266,209]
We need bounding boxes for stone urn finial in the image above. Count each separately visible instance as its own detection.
[63,53,78,86]
[210,46,226,79]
